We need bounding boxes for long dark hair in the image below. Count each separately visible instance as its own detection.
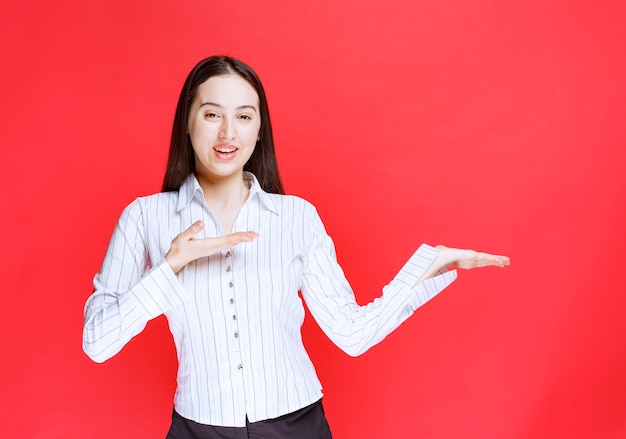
[161,56,284,194]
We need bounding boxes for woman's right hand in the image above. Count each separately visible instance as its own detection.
[165,220,259,274]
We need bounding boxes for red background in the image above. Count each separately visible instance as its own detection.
[2,1,625,438]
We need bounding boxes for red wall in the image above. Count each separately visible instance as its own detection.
[2,1,625,438]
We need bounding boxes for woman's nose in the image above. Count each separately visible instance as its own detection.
[219,117,236,140]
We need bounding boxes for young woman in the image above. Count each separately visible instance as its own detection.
[82,56,510,438]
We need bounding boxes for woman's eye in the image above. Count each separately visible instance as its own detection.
[205,112,219,119]
[239,114,252,120]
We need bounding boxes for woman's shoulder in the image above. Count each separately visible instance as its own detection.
[262,193,328,228]
[118,190,179,219]
[124,190,176,207]
[262,191,317,212]
[137,190,178,203]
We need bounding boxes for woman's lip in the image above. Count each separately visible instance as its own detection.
[213,144,238,160]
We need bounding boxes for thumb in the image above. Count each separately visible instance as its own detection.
[179,220,204,241]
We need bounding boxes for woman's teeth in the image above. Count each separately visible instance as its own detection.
[214,147,236,153]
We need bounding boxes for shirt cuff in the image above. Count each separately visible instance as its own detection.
[392,243,440,288]
[126,259,189,320]
[387,244,458,311]
[409,269,457,311]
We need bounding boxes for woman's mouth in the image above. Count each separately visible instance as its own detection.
[214,146,237,153]
[213,145,238,159]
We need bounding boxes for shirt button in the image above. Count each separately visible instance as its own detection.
[228,281,234,288]
[238,364,243,370]
[234,332,239,338]
[226,251,231,258]
[226,266,232,272]
[229,298,235,304]
[232,315,237,320]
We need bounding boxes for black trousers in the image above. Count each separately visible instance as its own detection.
[165,399,333,439]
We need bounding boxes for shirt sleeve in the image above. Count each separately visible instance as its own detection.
[299,204,457,357]
[82,199,189,363]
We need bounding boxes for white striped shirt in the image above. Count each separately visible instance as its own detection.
[82,172,457,427]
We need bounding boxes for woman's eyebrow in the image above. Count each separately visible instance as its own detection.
[199,102,258,112]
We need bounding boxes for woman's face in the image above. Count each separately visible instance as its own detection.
[187,74,261,184]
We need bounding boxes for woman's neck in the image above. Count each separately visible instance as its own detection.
[195,171,250,233]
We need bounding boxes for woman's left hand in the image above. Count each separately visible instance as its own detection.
[415,245,510,285]
[435,245,510,269]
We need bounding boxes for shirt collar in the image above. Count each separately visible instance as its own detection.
[176,172,279,215]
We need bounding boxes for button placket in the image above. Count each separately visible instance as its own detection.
[225,248,235,303]
[225,247,243,368]
[225,248,236,301]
